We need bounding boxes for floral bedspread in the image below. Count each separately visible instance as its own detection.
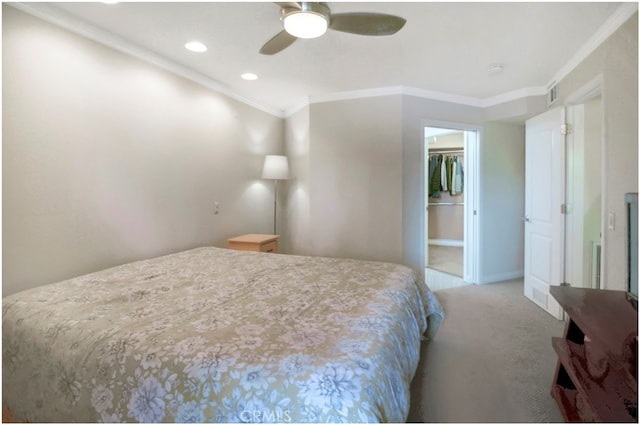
[3,247,443,423]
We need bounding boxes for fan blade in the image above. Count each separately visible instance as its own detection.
[329,12,406,36]
[259,30,298,55]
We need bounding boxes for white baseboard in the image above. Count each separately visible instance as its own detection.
[428,239,464,247]
[477,270,524,284]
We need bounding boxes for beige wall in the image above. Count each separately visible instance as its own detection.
[306,97,404,263]
[291,91,529,283]
[428,203,464,241]
[479,122,526,281]
[426,132,464,149]
[283,105,311,255]
[3,6,285,295]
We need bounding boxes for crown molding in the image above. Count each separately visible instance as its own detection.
[283,85,548,118]
[309,85,493,108]
[310,86,406,104]
[8,2,287,118]
[283,87,405,117]
[401,86,548,108]
[481,87,547,107]
[400,87,484,107]
[283,101,309,118]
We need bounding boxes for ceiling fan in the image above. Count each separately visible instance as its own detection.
[259,2,406,55]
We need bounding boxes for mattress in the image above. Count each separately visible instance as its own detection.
[3,247,443,422]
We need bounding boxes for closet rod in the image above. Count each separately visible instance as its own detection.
[428,202,464,206]
[428,149,464,154]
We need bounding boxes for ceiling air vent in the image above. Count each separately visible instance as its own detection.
[547,82,559,107]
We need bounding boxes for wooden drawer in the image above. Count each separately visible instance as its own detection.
[227,234,279,253]
[260,240,277,253]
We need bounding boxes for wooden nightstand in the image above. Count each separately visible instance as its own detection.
[227,234,279,253]
[549,286,637,422]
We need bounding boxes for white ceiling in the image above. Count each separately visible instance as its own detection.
[15,2,634,117]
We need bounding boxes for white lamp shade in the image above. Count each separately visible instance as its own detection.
[262,155,289,180]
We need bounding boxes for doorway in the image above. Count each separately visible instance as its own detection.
[565,94,603,289]
[424,122,479,290]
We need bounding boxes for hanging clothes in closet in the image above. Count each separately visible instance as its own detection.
[429,154,443,197]
[428,152,464,197]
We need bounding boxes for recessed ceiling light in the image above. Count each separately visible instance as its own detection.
[241,73,258,81]
[184,41,207,53]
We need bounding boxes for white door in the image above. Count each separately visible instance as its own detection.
[524,107,565,319]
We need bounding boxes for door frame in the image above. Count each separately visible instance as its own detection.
[422,119,481,284]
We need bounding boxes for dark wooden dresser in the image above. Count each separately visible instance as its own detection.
[550,286,638,422]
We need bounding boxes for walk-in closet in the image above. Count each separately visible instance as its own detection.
[425,128,466,289]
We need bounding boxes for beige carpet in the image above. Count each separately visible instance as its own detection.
[425,267,469,291]
[408,279,565,423]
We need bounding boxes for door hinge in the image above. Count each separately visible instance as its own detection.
[561,124,572,135]
[560,203,573,214]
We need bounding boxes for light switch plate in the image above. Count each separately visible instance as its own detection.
[608,212,615,230]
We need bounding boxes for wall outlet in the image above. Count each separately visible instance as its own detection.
[214,202,220,215]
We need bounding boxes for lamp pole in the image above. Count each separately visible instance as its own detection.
[262,154,289,236]
[273,179,278,235]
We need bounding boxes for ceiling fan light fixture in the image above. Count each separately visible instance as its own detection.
[261,2,405,55]
[284,12,327,39]
[283,4,329,39]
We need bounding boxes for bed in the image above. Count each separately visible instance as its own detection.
[3,246,443,423]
